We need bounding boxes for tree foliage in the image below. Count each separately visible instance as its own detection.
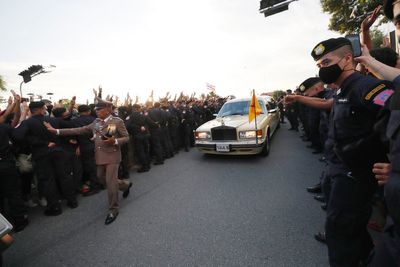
[320,0,384,34]
[0,75,6,91]
[272,90,286,100]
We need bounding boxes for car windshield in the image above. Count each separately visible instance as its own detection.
[217,100,266,117]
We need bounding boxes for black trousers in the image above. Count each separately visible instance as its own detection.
[326,171,376,267]
[119,143,130,179]
[0,157,27,220]
[150,129,164,163]
[133,134,150,168]
[161,127,173,158]
[80,149,100,188]
[34,151,76,208]
[367,225,400,267]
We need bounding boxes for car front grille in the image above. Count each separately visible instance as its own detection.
[211,126,237,141]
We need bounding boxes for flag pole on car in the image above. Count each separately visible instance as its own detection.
[248,89,262,145]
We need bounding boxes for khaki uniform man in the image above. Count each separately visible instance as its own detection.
[45,99,132,225]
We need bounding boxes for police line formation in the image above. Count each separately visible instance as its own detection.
[2,1,400,266]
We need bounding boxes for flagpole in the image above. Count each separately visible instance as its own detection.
[253,90,258,145]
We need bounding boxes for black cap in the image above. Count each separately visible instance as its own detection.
[29,101,45,110]
[384,0,394,20]
[311,37,351,61]
[299,77,322,92]
[78,105,91,113]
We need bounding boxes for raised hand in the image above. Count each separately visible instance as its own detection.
[361,5,382,32]
[11,90,21,102]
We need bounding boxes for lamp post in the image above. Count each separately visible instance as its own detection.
[18,65,56,97]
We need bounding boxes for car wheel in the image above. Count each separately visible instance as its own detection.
[260,131,270,157]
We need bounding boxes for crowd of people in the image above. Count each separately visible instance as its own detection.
[0,86,225,235]
[3,1,400,266]
[281,2,400,266]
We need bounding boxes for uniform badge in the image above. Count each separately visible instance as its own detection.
[373,89,394,106]
[314,44,325,56]
[338,98,349,104]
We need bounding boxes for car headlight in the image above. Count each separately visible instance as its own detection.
[195,131,211,139]
[239,130,263,139]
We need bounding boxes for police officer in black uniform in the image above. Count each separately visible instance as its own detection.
[147,102,165,165]
[286,37,394,266]
[13,101,78,215]
[299,78,324,153]
[126,104,154,172]
[72,105,101,195]
[285,89,299,131]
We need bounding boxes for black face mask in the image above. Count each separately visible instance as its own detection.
[319,63,343,84]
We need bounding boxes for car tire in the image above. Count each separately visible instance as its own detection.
[260,131,270,157]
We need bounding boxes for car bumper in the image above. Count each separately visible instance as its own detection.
[195,141,265,155]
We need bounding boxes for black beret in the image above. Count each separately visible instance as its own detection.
[28,101,45,110]
[311,37,351,61]
[52,107,66,118]
[78,105,90,113]
[299,77,322,92]
[384,0,394,20]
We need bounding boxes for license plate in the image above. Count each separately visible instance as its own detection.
[216,144,230,152]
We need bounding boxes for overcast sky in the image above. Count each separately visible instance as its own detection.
[0,0,393,104]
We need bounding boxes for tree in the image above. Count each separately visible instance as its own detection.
[272,90,286,100]
[371,28,385,48]
[320,0,384,34]
[0,75,6,91]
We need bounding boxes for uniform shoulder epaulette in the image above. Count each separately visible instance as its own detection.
[111,116,123,122]
[363,81,394,106]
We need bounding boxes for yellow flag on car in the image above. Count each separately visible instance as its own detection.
[248,89,262,123]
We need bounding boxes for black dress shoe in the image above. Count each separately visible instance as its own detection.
[123,182,133,198]
[314,195,326,202]
[306,184,322,193]
[44,207,62,216]
[321,203,327,211]
[67,200,78,209]
[105,212,118,225]
[314,232,326,243]
[318,156,327,163]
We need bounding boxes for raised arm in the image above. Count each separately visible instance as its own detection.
[285,95,333,110]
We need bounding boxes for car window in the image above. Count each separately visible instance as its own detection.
[218,100,266,117]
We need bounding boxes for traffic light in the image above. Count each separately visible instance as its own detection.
[18,65,43,83]
[18,70,32,83]
[259,0,286,10]
[259,0,297,18]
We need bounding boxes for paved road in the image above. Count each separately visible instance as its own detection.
[4,123,329,266]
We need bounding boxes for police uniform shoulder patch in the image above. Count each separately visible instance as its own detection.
[363,83,394,106]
